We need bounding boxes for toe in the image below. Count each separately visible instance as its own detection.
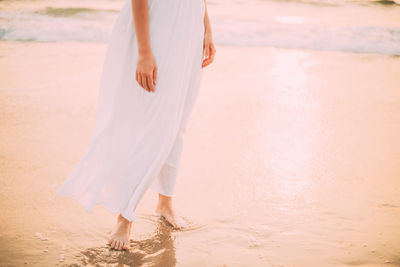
[117,240,123,250]
[124,239,131,249]
[110,239,117,249]
[171,217,185,229]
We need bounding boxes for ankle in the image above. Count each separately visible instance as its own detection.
[157,201,173,211]
[117,214,132,225]
[157,194,173,208]
[157,202,171,208]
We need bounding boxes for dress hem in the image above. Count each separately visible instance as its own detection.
[56,190,137,222]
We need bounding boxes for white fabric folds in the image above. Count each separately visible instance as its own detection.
[56,0,205,221]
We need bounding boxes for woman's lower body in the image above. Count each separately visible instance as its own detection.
[56,0,205,223]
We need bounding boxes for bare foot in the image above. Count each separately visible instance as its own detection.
[156,193,186,229]
[107,214,132,250]
[155,206,186,229]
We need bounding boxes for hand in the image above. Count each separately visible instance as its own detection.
[202,32,216,68]
[136,52,157,92]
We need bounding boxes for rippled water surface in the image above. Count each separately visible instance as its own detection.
[1,0,400,55]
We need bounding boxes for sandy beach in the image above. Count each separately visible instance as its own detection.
[1,40,400,266]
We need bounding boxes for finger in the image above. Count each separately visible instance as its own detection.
[204,43,210,59]
[137,71,143,88]
[201,59,206,68]
[203,47,215,67]
[137,74,144,90]
[202,58,212,68]
[211,47,216,58]
[144,74,151,92]
[210,52,215,63]
[153,66,157,86]
[147,74,154,92]
[208,45,214,58]
[202,55,211,66]
[141,73,149,92]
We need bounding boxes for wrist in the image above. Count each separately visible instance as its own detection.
[138,48,153,57]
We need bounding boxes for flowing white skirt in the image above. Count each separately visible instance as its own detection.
[56,0,205,221]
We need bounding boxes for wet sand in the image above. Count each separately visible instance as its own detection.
[1,41,400,266]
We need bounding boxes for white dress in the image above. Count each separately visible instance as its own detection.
[56,0,205,221]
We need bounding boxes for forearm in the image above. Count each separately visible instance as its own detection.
[131,0,152,55]
[203,0,212,35]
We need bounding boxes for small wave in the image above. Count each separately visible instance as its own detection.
[267,0,340,7]
[0,8,117,43]
[261,0,400,7]
[374,0,400,6]
[35,7,118,18]
[138,213,207,232]
[0,28,7,39]
[212,19,400,56]
[259,0,355,7]
[1,2,399,56]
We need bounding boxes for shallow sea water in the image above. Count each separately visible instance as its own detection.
[1,0,400,55]
[1,42,400,266]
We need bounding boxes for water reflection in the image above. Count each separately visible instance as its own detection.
[75,216,177,267]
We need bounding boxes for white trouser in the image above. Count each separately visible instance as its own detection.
[151,130,184,197]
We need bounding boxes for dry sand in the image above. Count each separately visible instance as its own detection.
[1,40,400,266]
